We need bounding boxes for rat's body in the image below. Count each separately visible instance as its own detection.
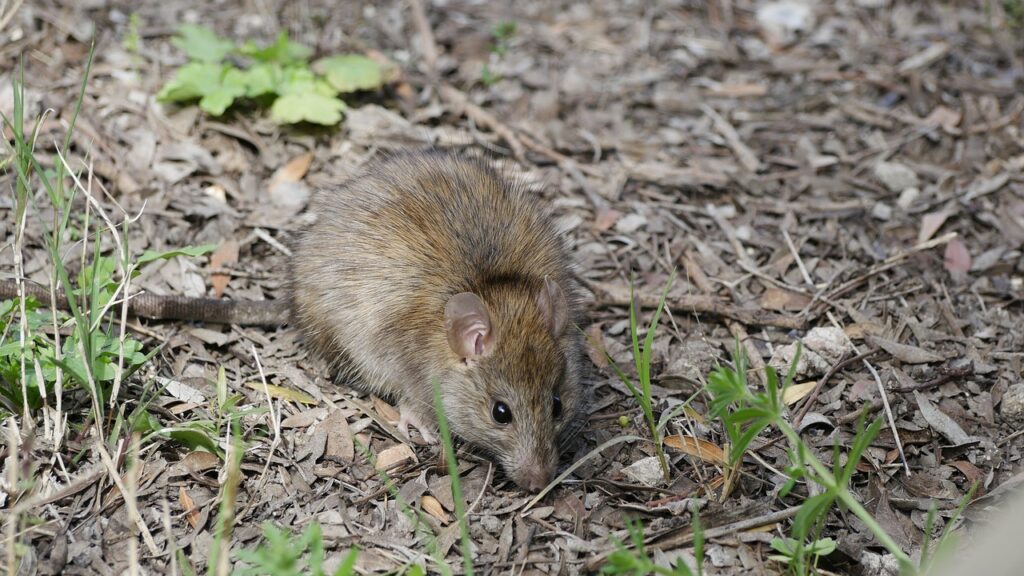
[290,151,586,491]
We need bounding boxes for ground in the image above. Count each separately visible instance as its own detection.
[2,0,1024,574]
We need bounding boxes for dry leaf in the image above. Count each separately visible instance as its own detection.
[180,486,201,529]
[179,451,219,474]
[324,410,355,462]
[915,392,972,446]
[245,382,317,404]
[919,210,952,243]
[422,495,450,524]
[759,287,812,311]
[209,239,239,297]
[866,335,944,364]
[585,324,608,369]
[783,381,817,405]
[664,435,726,465]
[593,208,621,232]
[269,152,313,188]
[372,395,401,424]
[375,443,417,471]
[706,83,767,98]
[944,238,971,274]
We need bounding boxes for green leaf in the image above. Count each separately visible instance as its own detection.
[157,62,226,102]
[313,55,384,93]
[137,244,217,265]
[199,84,246,116]
[172,25,235,63]
[270,93,346,125]
[243,63,281,97]
[240,31,312,64]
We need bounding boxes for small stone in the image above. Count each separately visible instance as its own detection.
[615,213,647,234]
[1001,384,1024,422]
[873,162,919,193]
[622,456,665,487]
[897,186,920,209]
[871,202,892,221]
[756,1,816,46]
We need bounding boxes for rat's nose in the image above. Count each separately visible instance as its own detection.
[519,468,553,493]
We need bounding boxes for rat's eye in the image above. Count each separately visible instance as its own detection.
[552,394,562,418]
[492,401,512,424]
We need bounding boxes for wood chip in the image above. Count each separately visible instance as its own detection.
[374,443,417,471]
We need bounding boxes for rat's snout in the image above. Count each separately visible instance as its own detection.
[513,462,556,493]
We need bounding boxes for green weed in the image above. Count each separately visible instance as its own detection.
[601,512,704,576]
[708,339,910,574]
[157,25,387,125]
[480,20,517,86]
[597,272,678,483]
[235,522,358,576]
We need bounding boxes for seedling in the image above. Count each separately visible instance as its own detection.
[158,25,387,125]
[480,20,517,86]
[596,271,677,483]
[235,522,358,576]
[601,512,704,576]
[708,339,912,574]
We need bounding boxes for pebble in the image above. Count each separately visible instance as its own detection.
[1001,384,1024,422]
[874,161,919,192]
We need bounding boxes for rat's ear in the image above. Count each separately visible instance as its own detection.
[445,292,492,359]
[536,276,569,338]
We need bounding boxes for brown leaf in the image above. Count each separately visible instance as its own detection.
[179,486,200,529]
[375,443,417,471]
[244,382,317,404]
[209,239,239,298]
[759,287,812,311]
[372,395,401,425]
[944,238,971,274]
[664,435,726,465]
[584,324,609,369]
[915,391,973,446]
[950,461,985,496]
[866,335,944,364]
[179,451,219,474]
[269,152,313,188]
[593,208,621,233]
[324,410,355,463]
[422,495,450,524]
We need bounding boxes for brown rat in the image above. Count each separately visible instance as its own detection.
[290,150,587,492]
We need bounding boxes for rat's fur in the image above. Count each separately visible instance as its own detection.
[291,150,586,491]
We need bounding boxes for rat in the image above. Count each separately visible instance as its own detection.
[0,150,587,492]
[290,150,587,492]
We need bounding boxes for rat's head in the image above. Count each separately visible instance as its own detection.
[440,277,583,492]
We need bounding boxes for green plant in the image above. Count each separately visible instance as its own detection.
[598,272,676,483]
[433,379,474,576]
[768,537,836,568]
[157,25,386,125]
[235,522,358,576]
[1005,0,1024,29]
[480,20,517,86]
[707,340,910,574]
[601,512,703,576]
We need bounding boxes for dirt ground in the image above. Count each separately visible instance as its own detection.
[3,0,1024,574]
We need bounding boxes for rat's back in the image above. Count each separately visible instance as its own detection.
[292,151,576,391]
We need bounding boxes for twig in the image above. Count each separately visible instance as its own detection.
[583,505,802,572]
[586,279,804,330]
[95,440,160,555]
[891,362,973,393]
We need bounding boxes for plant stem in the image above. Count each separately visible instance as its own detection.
[776,420,913,568]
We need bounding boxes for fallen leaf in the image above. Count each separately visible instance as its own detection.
[664,435,726,465]
[584,324,609,369]
[706,82,767,98]
[323,410,355,462]
[950,460,984,495]
[866,335,944,364]
[179,451,219,474]
[759,286,812,311]
[783,381,817,405]
[281,407,327,429]
[209,239,239,297]
[915,392,973,446]
[180,486,201,529]
[268,152,314,207]
[373,396,401,424]
[919,210,952,243]
[422,495,450,524]
[375,443,417,471]
[944,238,971,274]
[593,208,621,232]
[245,381,317,404]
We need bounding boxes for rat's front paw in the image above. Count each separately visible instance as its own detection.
[397,404,438,444]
